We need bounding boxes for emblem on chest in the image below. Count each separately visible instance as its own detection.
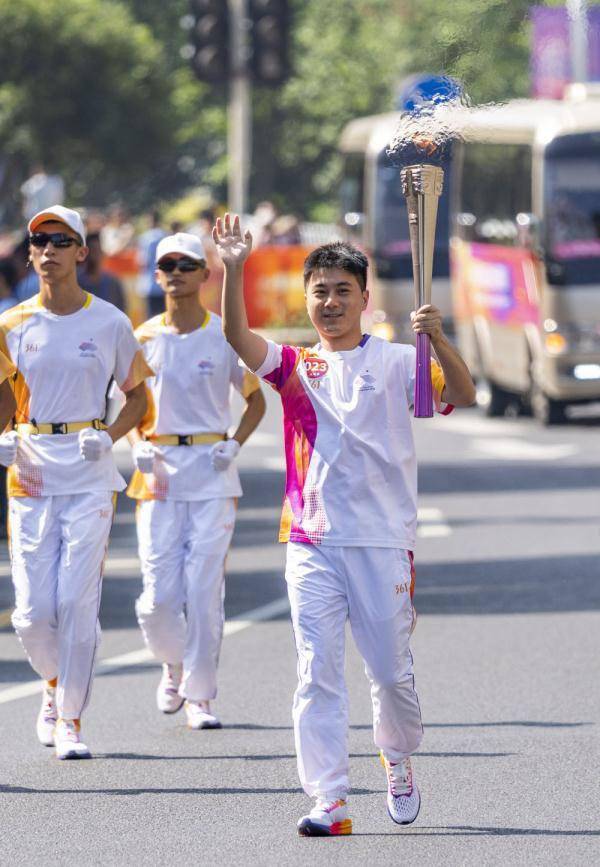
[79,339,98,358]
[198,359,215,375]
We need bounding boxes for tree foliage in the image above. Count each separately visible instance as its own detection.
[0,0,178,217]
[254,0,534,219]
[0,0,571,221]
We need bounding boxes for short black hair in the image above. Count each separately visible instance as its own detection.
[303,241,368,292]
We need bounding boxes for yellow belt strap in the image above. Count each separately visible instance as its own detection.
[15,420,107,435]
[146,433,226,446]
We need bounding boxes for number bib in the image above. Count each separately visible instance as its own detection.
[304,356,329,379]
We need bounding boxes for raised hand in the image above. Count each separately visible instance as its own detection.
[212,213,253,268]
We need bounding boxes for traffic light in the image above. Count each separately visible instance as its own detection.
[187,0,230,84]
[249,0,290,86]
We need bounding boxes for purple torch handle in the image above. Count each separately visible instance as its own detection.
[414,332,433,418]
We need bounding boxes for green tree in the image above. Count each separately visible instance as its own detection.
[0,0,178,221]
[252,0,536,220]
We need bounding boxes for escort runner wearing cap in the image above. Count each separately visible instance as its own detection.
[0,204,153,760]
[127,231,265,731]
[215,213,476,837]
[154,232,205,263]
[28,204,87,245]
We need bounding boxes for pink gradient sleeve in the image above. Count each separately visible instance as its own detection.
[254,341,301,392]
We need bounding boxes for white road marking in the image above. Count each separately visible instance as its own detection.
[261,456,286,471]
[470,438,578,461]
[0,596,291,706]
[417,507,452,538]
[434,415,529,437]
[417,524,452,538]
[113,512,135,525]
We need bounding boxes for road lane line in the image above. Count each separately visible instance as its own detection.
[417,524,452,538]
[470,438,578,461]
[417,507,451,538]
[0,596,291,706]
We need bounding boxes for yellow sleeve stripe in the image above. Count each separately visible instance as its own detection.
[135,316,165,346]
[241,371,261,398]
[431,360,445,397]
[0,302,38,339]
[121,350,155,392]
[0,350,15,384]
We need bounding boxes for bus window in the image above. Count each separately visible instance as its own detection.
[373,147,451,279]
[544,132,600,286]
[460,143,532,244]
[340,153,365,236]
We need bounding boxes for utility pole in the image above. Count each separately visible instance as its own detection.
[184,1,290,216]
[567,0,589,83]
[228,0,251,216]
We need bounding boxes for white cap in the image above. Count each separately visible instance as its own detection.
[156,232,206,263]
[28,205,86,244]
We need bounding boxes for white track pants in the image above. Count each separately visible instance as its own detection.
[286,542,423,801]
[135,498,235,701]
[9,492,114,720]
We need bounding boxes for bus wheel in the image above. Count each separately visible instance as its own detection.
[477,378,512,417]
[531,387,567,426]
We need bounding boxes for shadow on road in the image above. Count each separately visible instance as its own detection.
[0,784,378,796]
[414,553,600,614]
[94,750,514,761]
[419,462,599,494]
[99,569,287,630]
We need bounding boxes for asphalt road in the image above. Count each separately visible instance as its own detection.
[0,387,599,865]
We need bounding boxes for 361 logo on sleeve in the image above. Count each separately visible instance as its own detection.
[304,357,329,379]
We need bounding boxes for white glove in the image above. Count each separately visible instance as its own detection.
[210,438,240,471]
[132,440,156,474]
[78,428,113,462]
[0,431,18,467]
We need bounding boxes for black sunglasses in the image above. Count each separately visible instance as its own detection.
[30,231,81,249]
[157,257,204,273]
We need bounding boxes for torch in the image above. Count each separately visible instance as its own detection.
[400,163,444,418]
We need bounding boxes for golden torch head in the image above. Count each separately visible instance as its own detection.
[400,164,444,311]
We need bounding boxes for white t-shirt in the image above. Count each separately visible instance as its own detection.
[0,293,152,497]
[127,311,260,501]
[255,334,452,548]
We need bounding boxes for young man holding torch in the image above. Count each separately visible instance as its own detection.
[127,232,265,730]
[214,214,475,835]
[0,205,152,760]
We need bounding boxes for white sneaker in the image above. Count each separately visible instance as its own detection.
[380,752,421,825]
[36,683,57,747]
[54,719,92,760]
[156,663,184,714]
[184,700,222,730]
[297,799,352,837]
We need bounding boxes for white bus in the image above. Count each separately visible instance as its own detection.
[450,85,600,424]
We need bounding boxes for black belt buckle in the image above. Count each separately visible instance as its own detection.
[178,434,193,446]
[51,422,68,435]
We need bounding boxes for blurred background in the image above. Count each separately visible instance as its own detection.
[0,0,600,424]
[0,0,599,427]
[1,6,600,859]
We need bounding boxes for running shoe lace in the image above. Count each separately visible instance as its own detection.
[314,799,345,814]
[60,721,79,743]
[386,758,413,797]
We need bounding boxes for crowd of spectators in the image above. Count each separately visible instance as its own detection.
[0,190,306,324]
